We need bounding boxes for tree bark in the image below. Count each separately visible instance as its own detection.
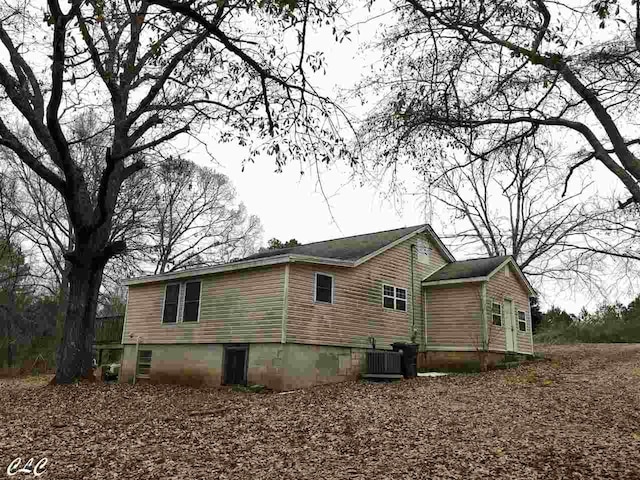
[54,257,104,383]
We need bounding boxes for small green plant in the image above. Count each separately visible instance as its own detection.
[232,384,268,393]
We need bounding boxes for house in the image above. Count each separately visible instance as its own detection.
[119,224,535,390]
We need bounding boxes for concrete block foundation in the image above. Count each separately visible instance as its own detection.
[120,342,369,391]
[418,350,507,369]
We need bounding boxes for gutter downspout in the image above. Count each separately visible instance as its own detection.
[480,282,488,349]
[133,335,140,385]
[410,244,416,342]
[281,264,290,344]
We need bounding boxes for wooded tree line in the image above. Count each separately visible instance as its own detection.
[1,0,640,381]
[535,295,640,343]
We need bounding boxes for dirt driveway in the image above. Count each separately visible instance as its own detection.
[1,343,640,479]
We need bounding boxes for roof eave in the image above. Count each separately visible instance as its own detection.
[122,254,356,286]
[122,255,292,285]
[422,276,489,287]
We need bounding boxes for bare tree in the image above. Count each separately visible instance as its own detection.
[358,0,640,209]
[0,0,346,382]
[429,137,605,281]
[148,157,262,274]
[0,172,30,369]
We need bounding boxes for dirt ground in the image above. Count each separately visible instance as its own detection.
[1,343,640,479]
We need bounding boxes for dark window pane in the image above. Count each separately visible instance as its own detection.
[183,302,199,322]
[519,321,527,332]
[316,287,332,303]
[139,350,152,362]
[166,284,179,303]
[492,314,502,326]
[383,285,394,296]
[396,299,407,311]
[185,282,201,302]
[383,296,395,309]
[316,274,332,290]
[163,303,177,323]
[492,303,501,314]
[396,288,407,299]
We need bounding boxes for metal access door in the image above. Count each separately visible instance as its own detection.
[223,344,248,385]
[504,299,517,352]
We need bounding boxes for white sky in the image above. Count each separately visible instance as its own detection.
[177,3,638,315]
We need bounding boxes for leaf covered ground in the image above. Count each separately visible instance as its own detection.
[1,344,640,479]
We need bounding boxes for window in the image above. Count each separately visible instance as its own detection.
[383,285,407,312]
[183,281,201,322]
[137,350,152,378]
[315,273,334,303]
[518,311,527,332]
[492,302,502,326]
[162,284,180,323]
[163,281,202,323]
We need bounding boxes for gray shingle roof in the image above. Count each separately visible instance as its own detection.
[424,255,511,282]
[240,225,430,262]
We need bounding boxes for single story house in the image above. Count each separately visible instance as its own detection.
[120,224,535,390]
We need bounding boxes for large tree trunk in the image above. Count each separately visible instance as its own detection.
[54,258,105,383]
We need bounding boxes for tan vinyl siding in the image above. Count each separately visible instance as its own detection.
[425,283,483,348]
[123,265,286,344]
[286,234,447,349]
[485,263,534,354]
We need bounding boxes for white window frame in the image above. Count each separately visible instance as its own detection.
[314,272,335,304]
[517,310,527,332]
[161,283,181,324]
[492,301,503,327]
[161,280,202,324]
[383,284,408,312]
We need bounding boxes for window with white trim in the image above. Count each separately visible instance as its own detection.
[383,285,407,312]
[518,310,527,332]
[492,302,502,326]
[162,281,201,323]
[314,273,334,304]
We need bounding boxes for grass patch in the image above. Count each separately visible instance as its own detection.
[231,384,270,393]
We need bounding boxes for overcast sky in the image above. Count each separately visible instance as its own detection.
[179,3,635,315]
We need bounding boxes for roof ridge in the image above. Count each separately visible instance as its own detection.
[289,224,428,248]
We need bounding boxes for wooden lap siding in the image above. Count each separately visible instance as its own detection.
[286,234,447,349]
[425,283,483,349]
[485,264,533,354]
[122,265,286,344]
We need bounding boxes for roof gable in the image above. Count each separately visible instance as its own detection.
[422,255,536,296]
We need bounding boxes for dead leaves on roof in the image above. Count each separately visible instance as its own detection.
[1,343,640,479]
